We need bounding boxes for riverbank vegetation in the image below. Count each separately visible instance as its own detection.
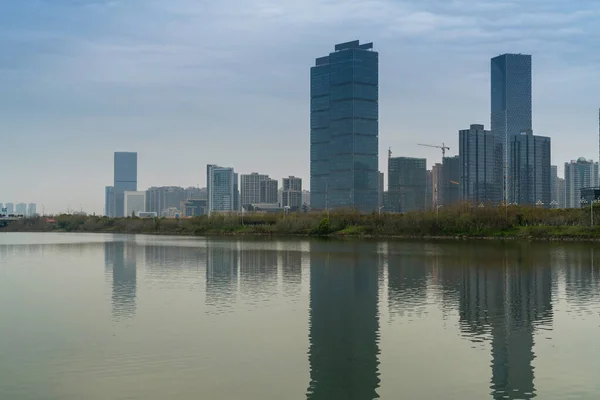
[6,203,600,240]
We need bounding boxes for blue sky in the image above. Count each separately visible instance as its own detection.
[2,0,600,214]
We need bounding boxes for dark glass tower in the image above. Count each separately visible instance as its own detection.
[113,152,138,217]
[491,54,532,203]
[310,40,379,212]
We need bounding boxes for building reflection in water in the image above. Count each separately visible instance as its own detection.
[281,247,303,298]
[206,243,239,311]
[306,241,380,400]
[239,248,279,299]
[104,241,137,320]
[453,242,553,400]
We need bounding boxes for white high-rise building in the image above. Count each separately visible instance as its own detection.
[565,158,599,208]
[207,165,236,214]
[27,203,37,216]
[124,191,146,217]
[240,173,269,207]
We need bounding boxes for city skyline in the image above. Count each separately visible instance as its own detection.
[3,1,600,213]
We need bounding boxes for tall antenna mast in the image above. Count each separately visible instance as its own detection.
[388,147,392,160]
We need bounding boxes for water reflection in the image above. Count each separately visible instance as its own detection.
[306,241,381,399]
[206,243,239,311]
[104,242,137,320]
[452,243,553,400]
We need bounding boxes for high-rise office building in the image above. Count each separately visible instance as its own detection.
[442,156,461,206]
[310,40,378,212]
[260,178,278,204]
[425,170,433,210]
[233,173,240,211]
[27,203,37,217]
[184,186,206,200]
[5,203,14,215]
[432,163,443,208]
[459,124,502,205]
[378,172,384,208]
[388,157,427,213]
[558,178,566,208]
[207,165,236,214]
[510,130,551,207]
[240,173,269,207]
[0,203,3,215]
[282,176,303,211]
[113,152,138,217]
[551,165,559,208]
[491,54,532,203]
[145,186,185,216]
[15,203,27,216]
[565,158,600,208]
[105,186,114,217]
[124,191,146,217]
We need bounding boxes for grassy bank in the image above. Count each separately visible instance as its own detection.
[5,203,600,241]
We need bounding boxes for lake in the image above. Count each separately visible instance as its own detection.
[1,233,600,399]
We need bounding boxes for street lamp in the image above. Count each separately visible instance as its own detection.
[478,203,484,208]
[378,206,384,217]
[550,200,558,209]
[536,200,544,208]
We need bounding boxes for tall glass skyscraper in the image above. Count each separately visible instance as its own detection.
[113,152,138,217]
[310,40,379,212]
[491,53,532,203]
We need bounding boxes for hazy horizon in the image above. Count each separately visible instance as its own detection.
[2,0,600,214]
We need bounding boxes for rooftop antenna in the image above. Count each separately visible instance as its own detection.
[388,147,392,160]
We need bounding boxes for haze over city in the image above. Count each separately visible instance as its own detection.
[2,0,600,214]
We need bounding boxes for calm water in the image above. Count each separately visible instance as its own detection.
[1,234,600,399]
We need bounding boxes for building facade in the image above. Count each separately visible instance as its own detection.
[146,186,186,216]
[459,124,501,205]
[241,173,269,208]
[565,158,600,208]
[442,156,460,206]
[260,178,278,204]
[113,152,138,217]
[5,203,14,215]
[124,191,146,217]
[388,157,427,213]
[491,54,532,203]
[551,165,558,207]
[510,131,551,207]
[15,203,27,216]
[105,186,114,217]
[310,40,379,212]
[558,178,566,208]
[27,203,37,217]
[282,176,303,211]
[207,165,236,214]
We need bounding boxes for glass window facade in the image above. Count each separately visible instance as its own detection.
[113,152,138,217]
[491,54,532,203]
[310,40,379,212]
[207,165,235,214]
[510,131,551,207]
[565,158,600,208]
[459,124,502,205]
[387,157,427,213]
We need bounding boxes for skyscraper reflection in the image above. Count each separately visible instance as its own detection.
[239,248,278,299]
[454,243,553,399]
[306,241,380,399]
[104,241,137,320]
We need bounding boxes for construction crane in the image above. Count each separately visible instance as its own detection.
[418,143,450,158]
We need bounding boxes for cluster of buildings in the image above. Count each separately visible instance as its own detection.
[309,41,600,212]
[101,40,599,217]
[0,202,37,217]
[104,153,310,217]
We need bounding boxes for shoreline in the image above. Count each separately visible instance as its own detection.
[6,227,600,243]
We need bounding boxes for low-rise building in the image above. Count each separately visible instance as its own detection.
[124,191,146,217]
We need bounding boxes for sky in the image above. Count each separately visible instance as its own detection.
[2,0,600,214]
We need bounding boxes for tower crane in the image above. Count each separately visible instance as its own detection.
[418,143,450,158]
